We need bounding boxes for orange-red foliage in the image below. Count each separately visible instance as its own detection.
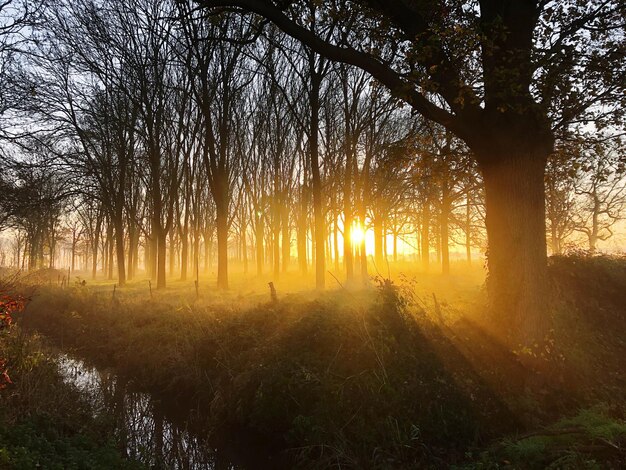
[0,295,25,389]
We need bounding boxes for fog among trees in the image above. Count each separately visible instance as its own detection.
[1,1,626,468]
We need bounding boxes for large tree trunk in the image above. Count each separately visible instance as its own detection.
[480,149,548,344]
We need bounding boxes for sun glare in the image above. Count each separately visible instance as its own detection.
[351,224,365,244]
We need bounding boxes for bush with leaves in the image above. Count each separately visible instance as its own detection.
[0,287,25,389]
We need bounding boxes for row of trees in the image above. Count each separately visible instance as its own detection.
[2,129,622,278]
[190,0,626,342]
[0,0,481,287]
[0,0,624,342]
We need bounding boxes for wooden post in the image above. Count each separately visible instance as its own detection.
[268,282,277,303]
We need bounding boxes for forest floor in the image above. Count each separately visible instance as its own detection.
[1,255,626,468]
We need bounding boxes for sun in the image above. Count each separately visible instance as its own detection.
[351,224,365,244]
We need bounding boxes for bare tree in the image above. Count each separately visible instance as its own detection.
[573,138,626,252]
[198,0,626,341]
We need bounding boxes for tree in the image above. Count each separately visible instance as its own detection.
[573,138,626,252]
[180,6,254,290]
[545,141,579,255]
[0,0,43,139]
[197,0,626,342]
[1,154,70,270]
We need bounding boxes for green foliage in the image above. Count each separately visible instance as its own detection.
[0,417,142,470]
[550,252,626,316]
[459,404,626,469]
[0,325,145,470]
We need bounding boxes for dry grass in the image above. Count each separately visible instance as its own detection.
[6,254,625,468]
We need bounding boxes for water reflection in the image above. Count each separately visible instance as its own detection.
[58,355,237,469]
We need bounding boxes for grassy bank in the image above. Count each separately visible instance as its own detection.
[12,254,626,468]
[0,328,144,469]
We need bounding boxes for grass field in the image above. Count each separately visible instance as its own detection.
[2,255,625,468]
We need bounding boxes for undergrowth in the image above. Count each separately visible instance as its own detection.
[460,404,626,469]
[0,327,144,469]
[10,253,626,469]
[18,277,514,468]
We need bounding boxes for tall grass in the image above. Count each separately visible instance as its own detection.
[10,253,626,468]
[0,326,144,468]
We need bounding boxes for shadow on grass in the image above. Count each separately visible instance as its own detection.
[14,274,591,469]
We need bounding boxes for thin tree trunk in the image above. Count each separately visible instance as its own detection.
[193,230,200,280]
[333,214,339,272]
[465,196,472,265]
[374,216,384,268]
[181,230,189,281]
[310,71,325,289]
[256,213,264,276]
[169,232,176,279]
[421,202,430,270]
[298,187,308,275]
[273,201,280,280]
[216,201,228,289]
[281,204,290,273]
[242,221,248,275]
[127,226,134,281]
[441,196,451,275]
[114,215,126,286]
[156,228,166,289]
